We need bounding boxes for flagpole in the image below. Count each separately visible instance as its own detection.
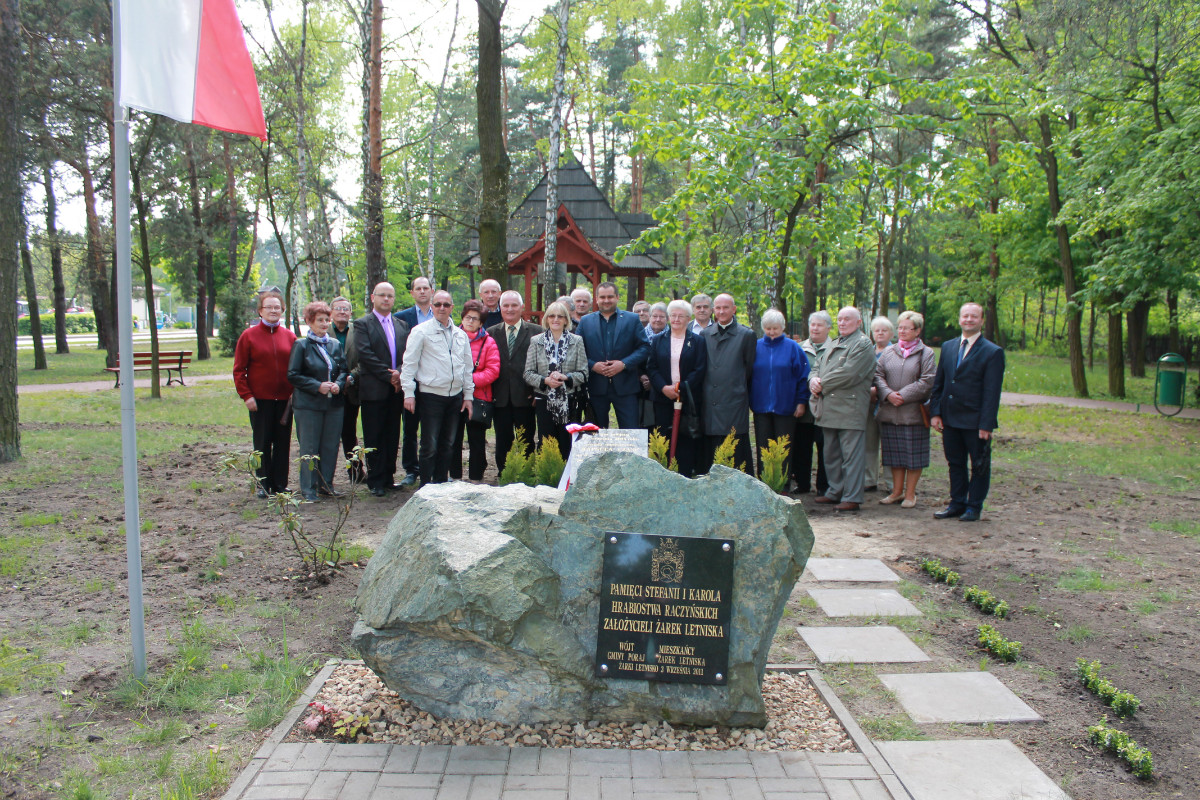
[112,0,148,681]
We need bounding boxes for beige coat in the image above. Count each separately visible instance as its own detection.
[810,328,876,431]
[874,342,936,426]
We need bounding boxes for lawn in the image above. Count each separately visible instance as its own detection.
[17,340,234,386]
[1003,352,1197,408]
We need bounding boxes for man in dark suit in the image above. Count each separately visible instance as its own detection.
[393,276,433,486]
[353,282,411,496]
[577,281,651,429]
[928,302,1005,522]
[487,290,543,474]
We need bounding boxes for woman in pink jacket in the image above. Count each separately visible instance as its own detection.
[451,299,501,481]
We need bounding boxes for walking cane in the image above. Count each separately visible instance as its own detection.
[668,382,682,463]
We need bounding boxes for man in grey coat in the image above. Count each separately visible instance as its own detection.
[808,307,876,511]
[699,293,756,474]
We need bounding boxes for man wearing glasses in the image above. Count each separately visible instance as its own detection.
[401,291,474,485]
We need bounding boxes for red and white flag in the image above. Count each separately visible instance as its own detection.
[118,0,267,140]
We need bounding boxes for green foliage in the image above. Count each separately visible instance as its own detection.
[1088,718,1153,779]
[712,431,744,472]
[17,313,95,336]
[758,435,790,492]
[533,436,566,487]
[499,428,535,486]
[172,321,193,330]
[920,558,961,586]
[0,639,64,695]
[1149,519,1200,539]
[964,586,1009,618]
[976,624,1021,662]
[1076,660,1141,717]
[216,285,255,358]
[647,429,678,472]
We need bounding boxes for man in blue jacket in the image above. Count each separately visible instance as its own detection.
[928,302,1006,522]
[576,282,651,428]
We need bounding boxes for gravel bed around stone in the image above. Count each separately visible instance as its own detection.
[286,662,854,752]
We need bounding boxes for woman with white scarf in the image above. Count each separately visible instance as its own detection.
[288,302,349,502]
[524,301,589,458]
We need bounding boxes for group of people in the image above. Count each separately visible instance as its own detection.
[232,279,1003,520]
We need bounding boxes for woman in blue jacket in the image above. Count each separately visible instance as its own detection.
[750,309,810,484]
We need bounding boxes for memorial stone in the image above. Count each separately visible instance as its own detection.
[352,452,814,726]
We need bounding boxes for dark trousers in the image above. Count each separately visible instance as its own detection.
[535,401,574,460]
[942,426,992,512]
[590,393,640,429]
[792,421,828,493]
[248,398,292,493]
[494,405,536,474]
[360,392,403,491]
[418,391,463,484]
[450,412,490,481]
[698,432,753,475]
[653,424,702,478]
[753,413,797,481]
[340,399,362,478]
[402,403,419,478]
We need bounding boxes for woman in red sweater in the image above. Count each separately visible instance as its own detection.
[233,290,297,497]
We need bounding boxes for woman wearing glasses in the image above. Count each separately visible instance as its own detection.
[233,289,297,497]
[524,301,588,457]
[288,301,349,502]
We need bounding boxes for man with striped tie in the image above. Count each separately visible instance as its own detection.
[928,302,1006,522]
[487,291,543,475]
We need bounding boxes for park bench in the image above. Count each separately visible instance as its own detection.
[104,350,193,388]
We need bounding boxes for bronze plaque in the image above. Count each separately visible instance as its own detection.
[595,532,734,685]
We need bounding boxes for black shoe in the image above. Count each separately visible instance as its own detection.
[863,485,877,492]
[934,506,965,519]
[370,487,387,497]
[317,487,343,498]
[959,509,981,522]
[399,474,418,488]
[256,488,268,499]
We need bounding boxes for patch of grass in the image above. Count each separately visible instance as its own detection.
[59,622,95,647]
[1002,353,1194,408]
[1057,568,1123,592]
[0,533,39,578]
[1149,519,1200,539]
[129,718,187,745]
[1135,599,1160,615]
[18,512,61,527]
[17,341,232,386]
[860,715,928,740]
[314,542,373,566]
[58,769,107,800]
[796,595,818,611]
[1154,590,1179,604]
[896,579,925,601]
[83,577,105,593]
[0,639,64,695]
[1057,624,1096,644]
[239,507,259,521]
[158,750,229,800]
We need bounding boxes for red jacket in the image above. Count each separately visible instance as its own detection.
[467,328,501,403]
[233,322,297,401]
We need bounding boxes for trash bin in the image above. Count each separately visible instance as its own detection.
[1154,353,1187,416]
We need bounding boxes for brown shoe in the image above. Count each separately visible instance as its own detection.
[814,495,840,505]
[834,502,861,512]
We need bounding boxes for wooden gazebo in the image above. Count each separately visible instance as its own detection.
[465,156,666,312]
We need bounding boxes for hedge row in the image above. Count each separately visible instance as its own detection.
[17,313,96,336]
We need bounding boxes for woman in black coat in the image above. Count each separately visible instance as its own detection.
[646,299,707,477]
[287,302,348,502]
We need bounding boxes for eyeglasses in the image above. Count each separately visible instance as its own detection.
[462,316,481,324]
[432,302,453,308]
[261,305,282,312]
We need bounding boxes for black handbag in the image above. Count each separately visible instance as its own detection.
[679,382,702,438]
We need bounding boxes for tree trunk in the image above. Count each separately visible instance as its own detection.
[1106,308,1124,398]
[223,136,239,288]
[541,0,569,297]
[78,154,116,365]
[185,133,211,360]
[1038,113,1086,396]
[364,0,386,292]
[43,163,68,353]
[20,209,47,369]
[985,121,1001,341]
[131,158,162,398]
[774,191,808,313]
[0,0,19,461]
[1127,299,1150,377]
[1166,289,1180,353]
[476,0,510,284]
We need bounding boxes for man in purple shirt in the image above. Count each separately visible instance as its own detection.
[352,282,411,496]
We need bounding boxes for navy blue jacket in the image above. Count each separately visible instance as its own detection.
[750,335,811,415]
[394,305,431,331]
[576,309,651,397]
[646,329,707,415]
[928,336,1005,431]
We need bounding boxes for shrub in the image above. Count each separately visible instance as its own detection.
[647,429,678,472]
[499,429,535,486]
[758,435,790,493]
[533,436,566,487]
[965,585,1009,617]
[173,320,193,329]
[17,312,96,336]
[1077,659,1140,716]
[712,430,744,472]
[920,558,961,586]
[1088,718,1153,779]
[217,285,256,357]
[977,624,1021,661]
